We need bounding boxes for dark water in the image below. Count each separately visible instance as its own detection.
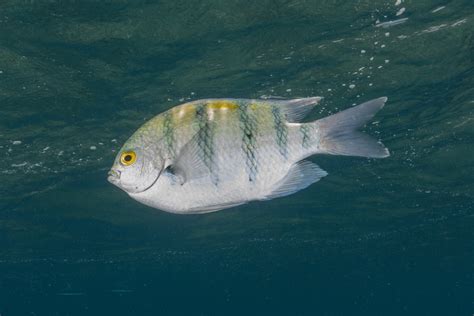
[1,0,473,315]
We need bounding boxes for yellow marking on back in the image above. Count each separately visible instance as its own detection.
[206,100,239,111]
[249,102,260,111]
[141,114,164,133]
[171,103,196,121]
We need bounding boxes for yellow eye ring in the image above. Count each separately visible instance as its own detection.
[120,151,137,166]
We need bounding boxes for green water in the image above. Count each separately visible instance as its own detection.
[1,0,473,315]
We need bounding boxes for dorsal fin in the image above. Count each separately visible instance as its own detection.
[270,97,323,122]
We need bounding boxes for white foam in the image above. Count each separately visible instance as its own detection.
[452,19,467,27]
[12,162,27,167]
[375,18,408,28]
[432,6,445,13]
[12,140,22,145]
[396,8,406,16]
[421,24,447,34]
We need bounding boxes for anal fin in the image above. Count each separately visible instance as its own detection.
[186,201,246,214]
[263,160,327,200]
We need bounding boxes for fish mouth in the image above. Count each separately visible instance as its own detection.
[107,169,121,184]
[107,168,161,194]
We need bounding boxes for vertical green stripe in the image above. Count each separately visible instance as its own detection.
[196,104,218,185]
[271,105,288,158]
[238,102,258,182]
[300,124,311,149]
[163,111,175,158]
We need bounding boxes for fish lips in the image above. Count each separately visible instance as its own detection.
[107,168,161,194]
[107,170,120,184]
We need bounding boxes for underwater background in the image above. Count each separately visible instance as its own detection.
[0,0,473,315]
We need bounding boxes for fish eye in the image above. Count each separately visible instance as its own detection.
[120,151,137,166]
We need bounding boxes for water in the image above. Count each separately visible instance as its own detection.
[1,0,473,315]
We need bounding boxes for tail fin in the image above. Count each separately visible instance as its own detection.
[314,97,390,158]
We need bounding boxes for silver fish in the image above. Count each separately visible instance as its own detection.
[108,97,389,214]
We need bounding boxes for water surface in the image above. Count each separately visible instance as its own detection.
[0,0,473,315]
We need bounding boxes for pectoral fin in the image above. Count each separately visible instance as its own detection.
[171,135,209,184]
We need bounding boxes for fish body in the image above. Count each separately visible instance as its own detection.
[108,97,389,214]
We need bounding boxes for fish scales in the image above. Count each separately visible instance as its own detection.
[108,97,390,213]
[271,105,289,159]
[238,102,260,182]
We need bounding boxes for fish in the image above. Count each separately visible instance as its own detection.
[108,97,389,214]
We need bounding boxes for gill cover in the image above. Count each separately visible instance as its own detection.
[115,148,162,194]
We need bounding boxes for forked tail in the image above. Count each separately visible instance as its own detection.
[313,97,390,158]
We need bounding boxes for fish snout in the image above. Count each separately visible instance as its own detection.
[107,169,121,184]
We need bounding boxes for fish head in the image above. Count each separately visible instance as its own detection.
[108,144,164,194]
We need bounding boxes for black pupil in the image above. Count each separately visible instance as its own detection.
[124,155,132,162]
